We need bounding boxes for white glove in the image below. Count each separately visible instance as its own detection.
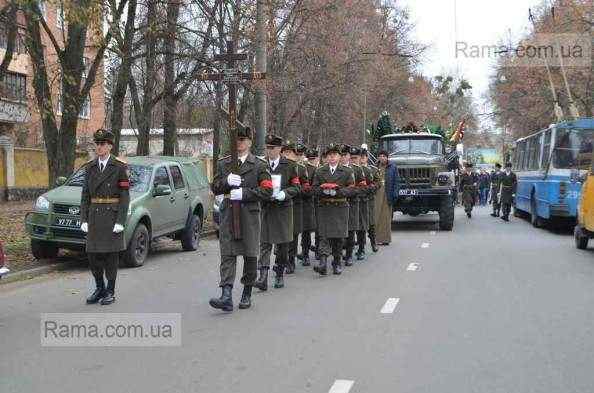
[274,190,286,201]
[80,222,88,233]
[230,188,243,201]
[328,189,337,196]
[322,189,334,196]
[113,223,124,233]
[227,173,242,187]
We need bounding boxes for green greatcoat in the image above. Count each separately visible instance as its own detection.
[374,165,392,244]
[292,162,307,235]
[346,165,361,231]
[499,171,517,204]
[313,164,355,238]
[366,165,381,226]
[211,154,272,257]
[357,164,370,231]
[261,157,301,244]
[302,162,317,231]
[81,155,130,253]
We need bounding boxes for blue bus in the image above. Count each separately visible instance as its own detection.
[512,118,594,226]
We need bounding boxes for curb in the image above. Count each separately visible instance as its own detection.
[1,229,219,285]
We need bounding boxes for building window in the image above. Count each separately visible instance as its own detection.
[0,29,25,54]
[0,72,27,102]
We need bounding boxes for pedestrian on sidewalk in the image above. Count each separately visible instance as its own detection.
[80,129,130,306]
[209,127,272,312]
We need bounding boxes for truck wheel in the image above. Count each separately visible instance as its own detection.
[123,223,149,267]
[181,213,202,251]
[575,226,589,250]
[31,240,59,260]
[438,196,454,231]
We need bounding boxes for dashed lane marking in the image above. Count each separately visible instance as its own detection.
[430,231,436,235]
[421,242,430,248]
[380,298,400,314]
[407,263,420,271]
[329,380,355,393]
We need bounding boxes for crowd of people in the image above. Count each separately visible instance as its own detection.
[458,162,517,221]
[209,128,397,312]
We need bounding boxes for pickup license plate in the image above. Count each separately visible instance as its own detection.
[55,218,81,228]
[398,189,418,196]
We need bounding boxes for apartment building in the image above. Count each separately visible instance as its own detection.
[0,0,105,147]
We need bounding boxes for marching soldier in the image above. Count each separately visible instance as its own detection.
[490,163,503,217]
[459,162,478,218]
[209,127,272,311]
[340,144,361,266]
[282,142,305,274]
[299,147,318,266]
[254,134,300,291]
[499,162,517,222]
[312,143,355,275]
[360,148,379,253]
[351,147,370,261]
[80,129,130,306]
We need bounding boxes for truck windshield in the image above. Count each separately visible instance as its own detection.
[384,138,443,155]
[552,128,594,169]
[66,164,152,192]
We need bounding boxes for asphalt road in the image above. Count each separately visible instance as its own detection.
[2,206,594,393]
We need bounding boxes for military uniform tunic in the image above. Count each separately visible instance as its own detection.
[499,171,517,205]
[292,162,307,235]
[357,165,371,231]
[212,154,272,258]
[301,162,317,231]
[346,165,361,231]
[459,172,478,213]
[81,155,130,253]
[313,164,355,239]
[367,165,380,226]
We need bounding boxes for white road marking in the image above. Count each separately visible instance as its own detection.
[329,380,355,393]
[430,231,436,235]
[421,242,430,248]
[380,298,400,314]
[407,263,420,271]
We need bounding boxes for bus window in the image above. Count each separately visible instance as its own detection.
[517,141,526,170]
[542,130,552,169]
[553,128,594,169]
[532,134,542,170]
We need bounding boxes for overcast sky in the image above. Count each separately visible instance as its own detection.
[399,0,544,122]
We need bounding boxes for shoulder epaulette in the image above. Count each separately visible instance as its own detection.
[218,155,231,161]
[257,156,267,163]
[114,156,128,164]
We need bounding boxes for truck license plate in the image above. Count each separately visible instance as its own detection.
[398,189,418,196]
[55,218,81,228]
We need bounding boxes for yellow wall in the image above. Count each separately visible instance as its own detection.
[0,149,5,188]
[12,148,88,188]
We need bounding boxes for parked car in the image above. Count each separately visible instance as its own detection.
[25,156,211,267]
[0,241,9,279]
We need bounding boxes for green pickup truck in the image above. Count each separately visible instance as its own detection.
[25,156,211,267]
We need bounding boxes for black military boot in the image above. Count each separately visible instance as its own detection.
[302,254,310,267]
[490,212,497,217]
[86,275,105,304]
[285,256,295,274]
[466,210,472,218]
[356,244,365,261]
[332,256,343,275]
[254,268,268,291]
[344,248,353,266]
[100,279,116,305]
[238,286,252,309]
[314,256,328,275]
[274,266,285,288]
[209,285,233,311]
[501,215,509,222]
[369,230,379,253]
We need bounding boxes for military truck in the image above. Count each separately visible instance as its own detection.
[380,132,458,230]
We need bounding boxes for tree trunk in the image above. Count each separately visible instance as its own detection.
[110,0,137,154]
[162,0,181,156]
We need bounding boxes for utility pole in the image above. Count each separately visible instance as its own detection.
[254,0,267,156]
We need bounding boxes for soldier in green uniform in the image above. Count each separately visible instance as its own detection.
[282,142,305,274]
[209,127,272,312]
[490,163,503,217]
[299,147,317,266]
[312,144,355,275]
[80,129,130,305]
[459,162,478,218]
[254,135,301,290]
[340,145,361,266]
[499,162,518,222]
[350,147,369,260]
[361,149,380,252]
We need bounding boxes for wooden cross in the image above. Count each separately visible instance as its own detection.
[199,40,266,239]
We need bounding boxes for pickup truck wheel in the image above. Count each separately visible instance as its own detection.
[438,195,454,231]
[123,223,149,267]
[31,240,59,260]
[181,214,202,251]
[575,226,589,250]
